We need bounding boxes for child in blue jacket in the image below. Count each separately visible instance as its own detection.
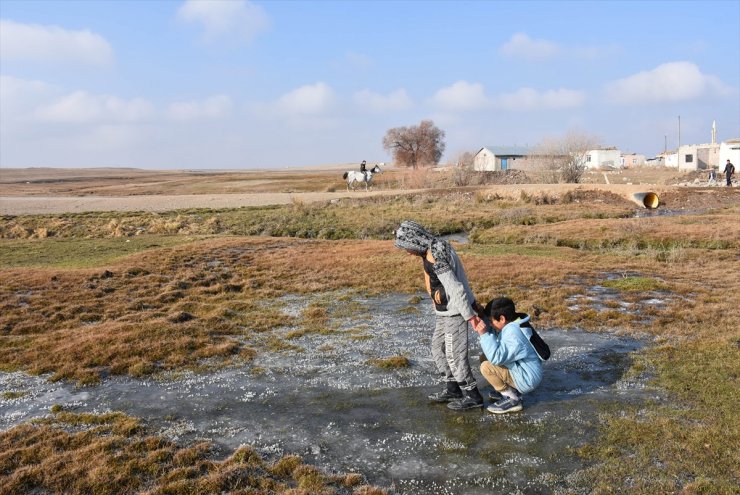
[473,297,543,414]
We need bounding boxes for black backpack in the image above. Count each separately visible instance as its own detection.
[519,315,550,361]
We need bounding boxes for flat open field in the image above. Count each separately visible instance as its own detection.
[0,165,702,197]
[1,166,738,494]
[0,166,359,196]
[0,166,725,215]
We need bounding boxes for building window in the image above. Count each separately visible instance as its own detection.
[685,154,693,163]
[632,159,637,164]
[586,155,591,162]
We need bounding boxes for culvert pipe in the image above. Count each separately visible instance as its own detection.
[631,191,660,209]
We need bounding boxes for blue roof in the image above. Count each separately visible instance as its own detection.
[481,145,531,156]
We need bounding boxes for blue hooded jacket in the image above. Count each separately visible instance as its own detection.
[479,314,543,394]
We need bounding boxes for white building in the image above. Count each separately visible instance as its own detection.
[676,143,720,171]
[585,148,621,169]
[719,139,740,171]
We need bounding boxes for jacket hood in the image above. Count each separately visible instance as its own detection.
[394,220,435,254]
[515,313,531,327]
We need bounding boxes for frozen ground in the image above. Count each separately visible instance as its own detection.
[0,293,655,494]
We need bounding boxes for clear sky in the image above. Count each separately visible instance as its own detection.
[1,0,739,169]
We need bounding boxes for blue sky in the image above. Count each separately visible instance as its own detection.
[1,0,738,169]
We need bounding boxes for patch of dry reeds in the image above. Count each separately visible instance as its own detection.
[472,210,739,252]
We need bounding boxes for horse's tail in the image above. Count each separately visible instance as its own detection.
[342,172,348,180]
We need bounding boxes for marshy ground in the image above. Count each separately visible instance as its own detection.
[0,167,738,494]
[1,294,647,494]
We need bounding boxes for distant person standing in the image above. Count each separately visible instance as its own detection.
[723,159,735,186]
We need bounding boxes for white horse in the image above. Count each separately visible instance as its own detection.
[342,164,382,191]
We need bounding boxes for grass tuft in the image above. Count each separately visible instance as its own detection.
[602,276,668,292]
[366,356,410,369]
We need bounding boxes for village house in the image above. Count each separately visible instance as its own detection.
[621,153,646,168]
[474,145,627,172]
[473,146,538,171]
[676,143,720,171]
[584,148,621,169]
[648,151,678,167]
[646,152,669,167]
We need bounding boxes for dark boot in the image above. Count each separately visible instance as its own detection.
[447,386,484,411]
[428,381,463,403]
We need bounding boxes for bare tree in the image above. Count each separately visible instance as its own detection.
[452,150,476,186]
[455,151,475,168]
[382,120,446,169]
[531,131,601,183]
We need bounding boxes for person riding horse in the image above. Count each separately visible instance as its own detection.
[343,163,382,191]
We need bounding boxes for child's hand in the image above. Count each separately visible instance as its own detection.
[469,315,487,334]
[472,301,486,319]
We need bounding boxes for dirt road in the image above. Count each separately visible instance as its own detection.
[0,184,686,215]
[0,191,408,215]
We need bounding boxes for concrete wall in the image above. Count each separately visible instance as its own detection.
[697,146,719,170]
[678,145,697,171]
[506,156,542,171]
[664,153,678,168]
[678,143,719,171]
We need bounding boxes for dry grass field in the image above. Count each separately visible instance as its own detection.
[0,165,719,216]
[1,166,738,494]
[0,164,698,196]
[0,166,381,196]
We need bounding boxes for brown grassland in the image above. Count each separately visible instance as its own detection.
[0,410,381,495]
[0,167,738,494]
[0,167,354,196]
